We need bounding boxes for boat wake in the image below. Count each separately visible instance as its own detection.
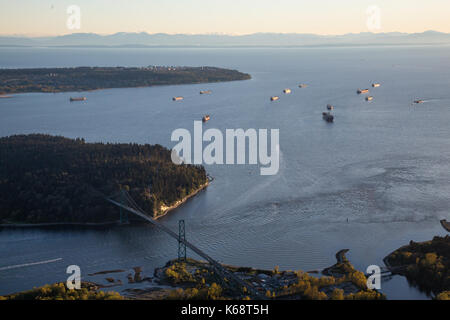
[0,258,63,271]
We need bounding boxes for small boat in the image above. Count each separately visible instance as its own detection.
[200,90,212,95]
[283,89,291,94]
[372,83,381,88]
[365,96,374,101]
[270,96,279,101]
[414,99,424,104]
[327,104,334,110]
[298,84,308,88]
[202,115,210,123]
[173,96,184,101]
[357,89,370,94]
[322,112,334,122]
[70,97,87,102]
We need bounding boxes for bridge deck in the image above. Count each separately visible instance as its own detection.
[107,198,262,298]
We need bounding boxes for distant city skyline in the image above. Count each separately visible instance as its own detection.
[1,0,450,37]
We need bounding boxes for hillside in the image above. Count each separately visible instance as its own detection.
[1,31,450,47]
[0,134,208,223]
[0,66,251,94]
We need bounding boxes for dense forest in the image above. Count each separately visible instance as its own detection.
[0,134,208,223]
[0,282,123,300]
[384,235,450,296]
[0,66,251,94]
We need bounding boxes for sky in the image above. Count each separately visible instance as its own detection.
[0,0,449,36]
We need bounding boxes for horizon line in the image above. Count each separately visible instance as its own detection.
[0,29,448,38]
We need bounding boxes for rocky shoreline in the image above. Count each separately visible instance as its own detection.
[154,181,210,220]
[0,179,211,228]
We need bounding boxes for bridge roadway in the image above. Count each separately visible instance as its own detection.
[106,198,262,298]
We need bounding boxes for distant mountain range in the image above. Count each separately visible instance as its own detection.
[1,31,450,47]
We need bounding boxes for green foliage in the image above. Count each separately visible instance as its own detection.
[164,262,196,284]
[436,291,450,300]
[276,264,384,300]
[167,283,225,300]
[0,282,123,300]
[343,271,369,290]
[0,134,208,223]
[345,290,385,300]
[0,67,251,94]
[385,235,450,294]
[330,288,345,300]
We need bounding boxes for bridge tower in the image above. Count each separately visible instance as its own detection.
[119,190,129,224]
[178,220,186,261]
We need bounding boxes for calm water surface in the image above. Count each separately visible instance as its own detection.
[0,46,449,299]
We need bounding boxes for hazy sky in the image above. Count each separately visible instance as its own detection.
[1,0,449,36]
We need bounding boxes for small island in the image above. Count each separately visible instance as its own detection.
[0,66,251,94]
[0,134,208,224]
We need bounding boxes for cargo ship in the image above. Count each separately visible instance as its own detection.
[283,89,291,94]
[365,96,374,101]
[357,89,370,94]
[322,112,334,122]
[70,97,87,102]
[173,96,184,101]
[271,96,279,101]
[200,90,212,94]
[202,115,210,123]
[372,83,381,88]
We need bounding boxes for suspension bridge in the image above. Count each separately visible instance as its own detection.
[105,189,262,298]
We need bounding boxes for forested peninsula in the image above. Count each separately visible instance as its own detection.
[384,235,450,299]
[0,66,251,94]
[0,134,208,224]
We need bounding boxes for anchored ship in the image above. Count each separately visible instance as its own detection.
[372,83,381,88]
[298,84,308,88]
[271,96,279,101]
[365,96,374,101]
[357,89,370,94]
[70,97,87,102]
[173,96,184,101]
[322,112,334,122]
[283,89,291,94]
[200,90,212,94]
[327,104,334,110]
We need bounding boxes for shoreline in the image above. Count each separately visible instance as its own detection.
[154,179,210,220]
[0,78,251,96]
[0,178,211,228]
[0,66,251,95]
[0,221,120,228]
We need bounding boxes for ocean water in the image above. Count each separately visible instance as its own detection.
[0,45,449,299]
